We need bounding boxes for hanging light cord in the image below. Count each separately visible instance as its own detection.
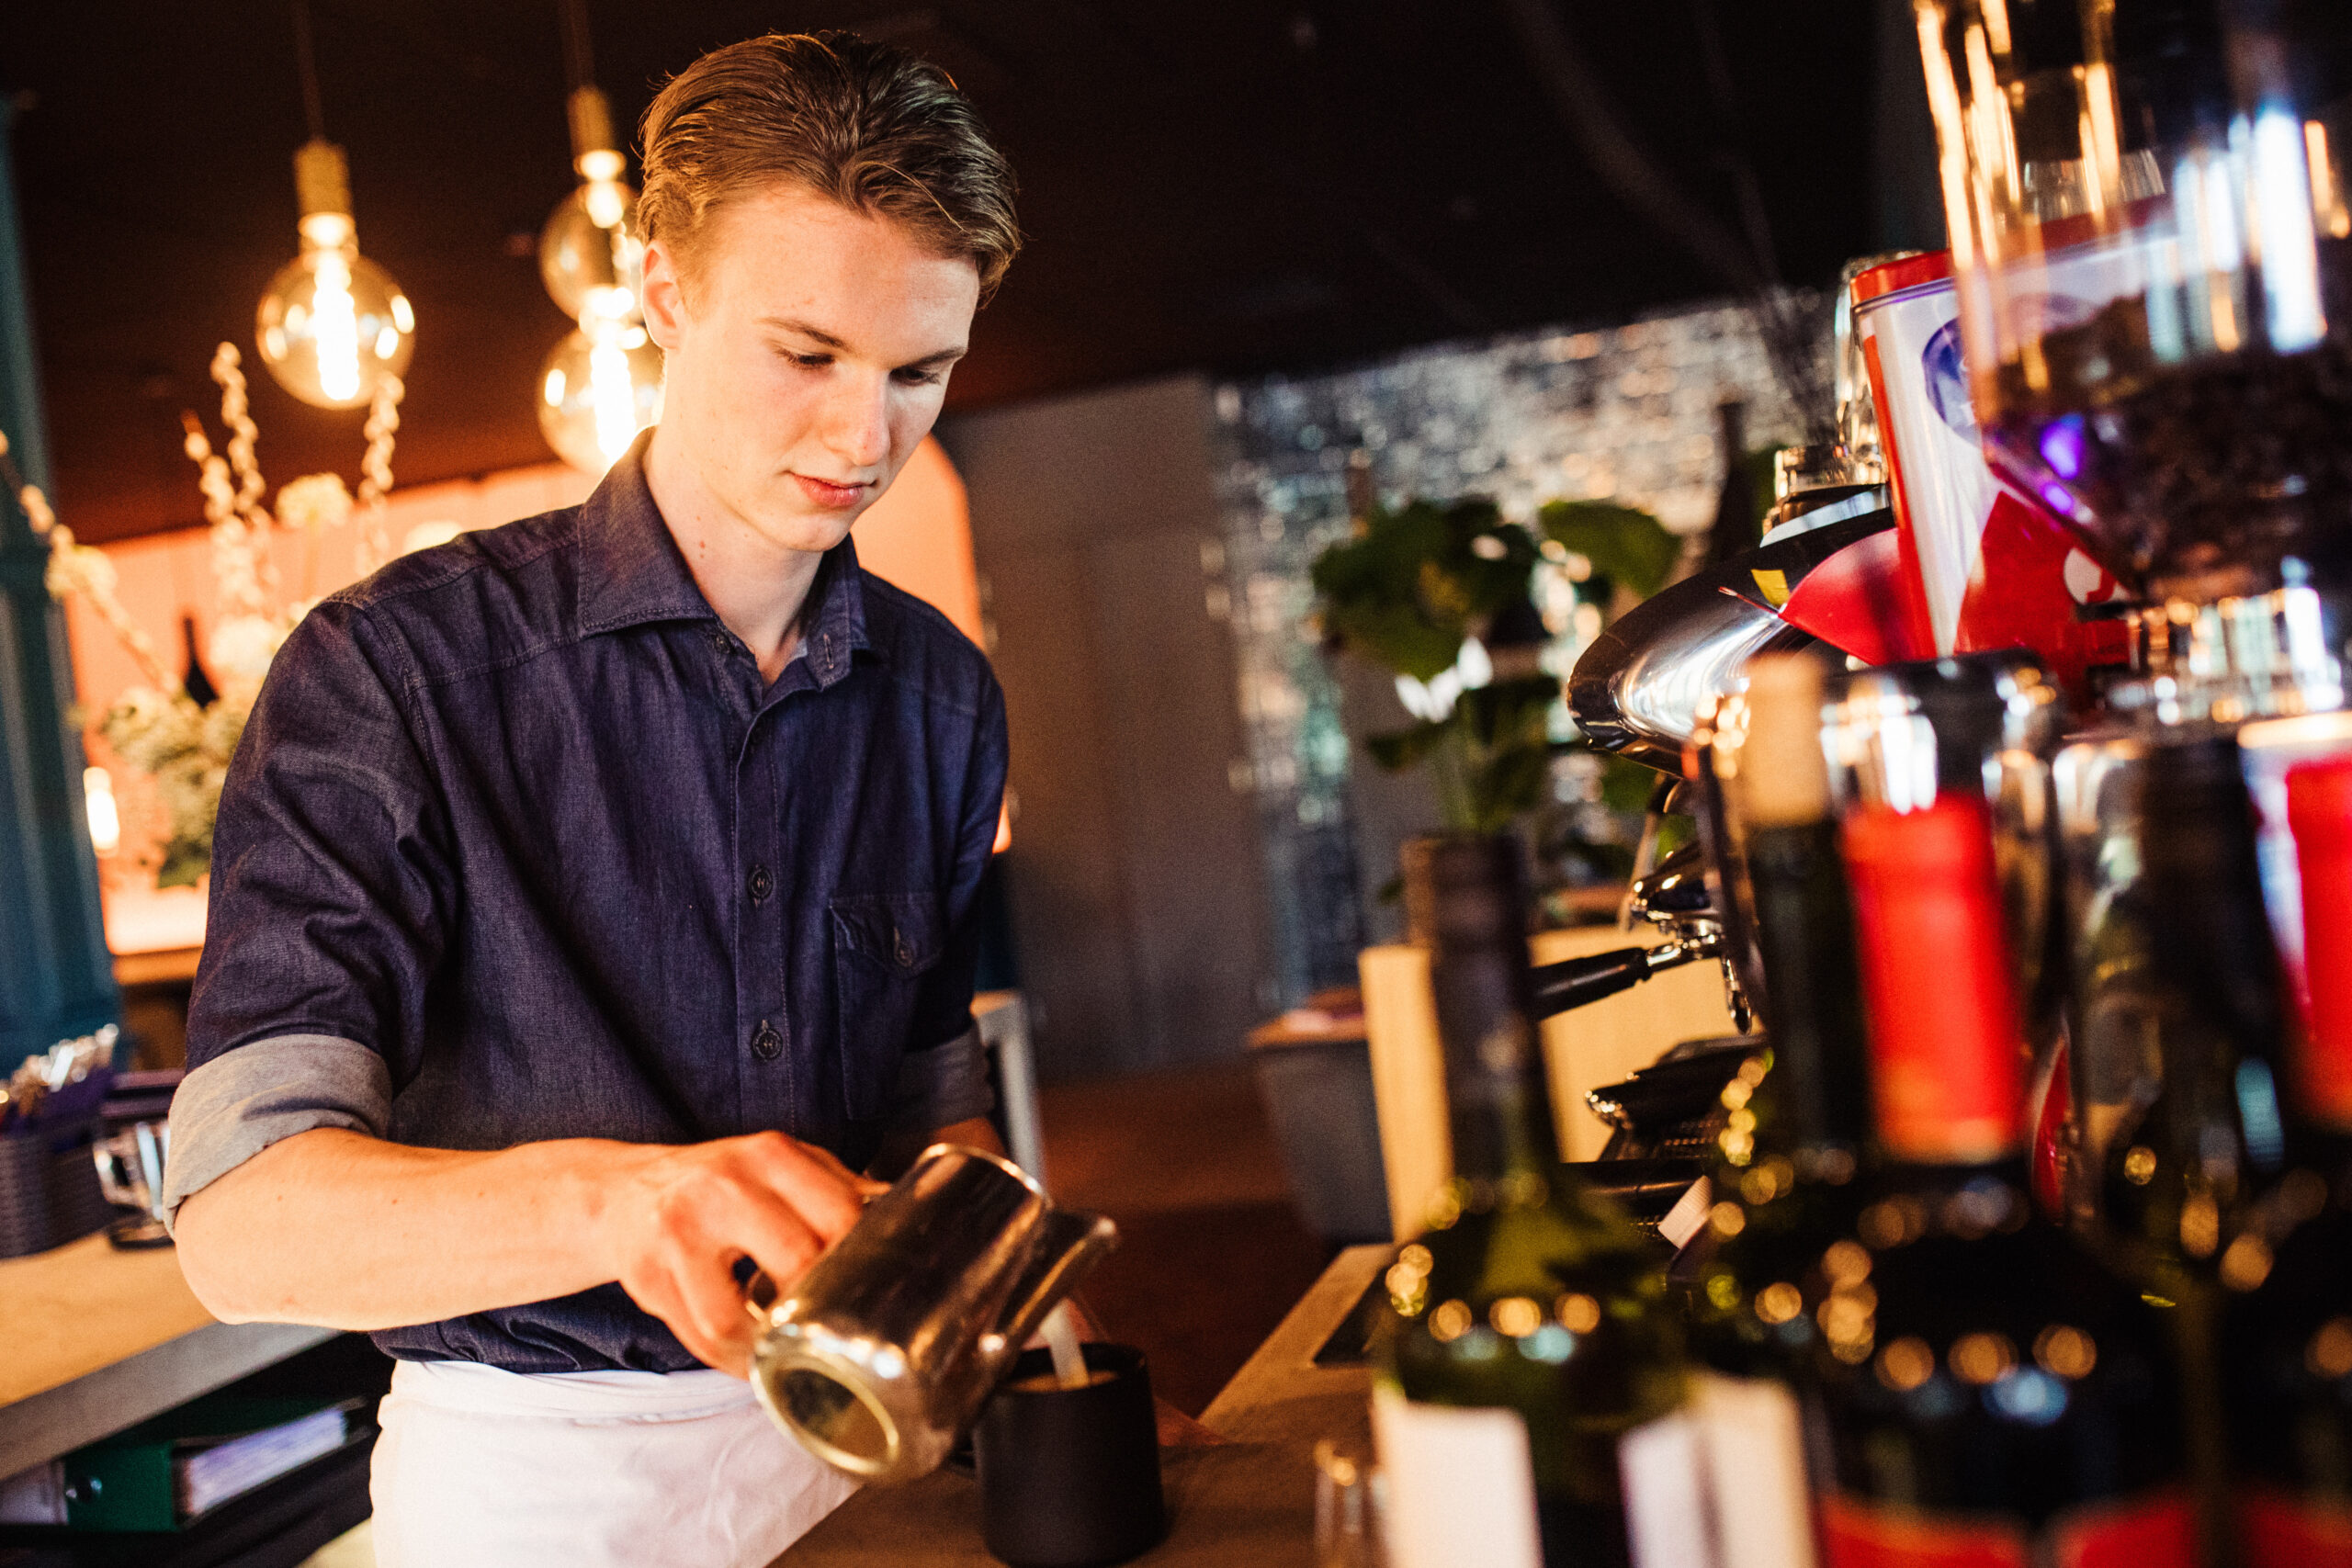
[291,0,329,142]
[558,0,596,95]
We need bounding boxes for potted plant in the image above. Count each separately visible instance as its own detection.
[1309,493,1679,917]
[1249,494,1675,1246]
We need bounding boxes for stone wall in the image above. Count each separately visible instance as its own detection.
[1211,296,1826,1001]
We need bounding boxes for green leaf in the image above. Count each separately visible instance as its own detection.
[1323,603,1463,682]
[1454,675,1562,749]
[1600,753,1666,815]
[1367,722,1448,772]
[1538,500,1680,601]
[155,836,211,889]
[1743,446,1781,536]
[1467,743,1551,831]
[1310,496,1544,680]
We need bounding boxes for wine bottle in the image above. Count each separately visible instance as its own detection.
[1684,654,1873,1385]
[2094,734,2288,1282]
[1702,401,1756,568]
[2086,733,2294,1564]
[1812,795,2193,1562]
[1373,835,1686,1568]
[180,615,218,709]
[2222,750,2352,1562]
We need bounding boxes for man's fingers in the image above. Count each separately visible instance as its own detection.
[669,1255,758,1378]
[724,1188,830,1297]
[798,1139,891,1198]
[739,1134,867,1245]
[626,1262,741,1377]
[605,1132,887,1381]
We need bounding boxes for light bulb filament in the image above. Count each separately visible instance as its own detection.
[311,248,362,404]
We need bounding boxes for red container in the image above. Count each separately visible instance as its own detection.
[1849,254,2132,701]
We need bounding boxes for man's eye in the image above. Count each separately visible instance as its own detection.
[893,367,944,387]
[786,352,831,368]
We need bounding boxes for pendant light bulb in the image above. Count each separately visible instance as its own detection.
[255,141,414,411]
[539,86,645,326]
[537,321,663,473]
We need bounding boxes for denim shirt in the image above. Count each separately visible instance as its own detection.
[167,441,1008,1372]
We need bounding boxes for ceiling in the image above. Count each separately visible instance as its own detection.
[2,0,1903,544]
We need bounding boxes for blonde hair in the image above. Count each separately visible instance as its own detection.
[639,31,1021,299]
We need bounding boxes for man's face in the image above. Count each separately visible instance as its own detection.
[641,183,979,554]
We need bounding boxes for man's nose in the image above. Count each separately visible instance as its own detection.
[820,373,891,471]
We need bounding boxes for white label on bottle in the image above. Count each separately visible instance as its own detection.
[1657,1175,1714,1250]
[1690,1372,1815,1568]
[1620,1405,1713,1568]
[1372,1383,1544,1568]
[1619,1372,1818,1568]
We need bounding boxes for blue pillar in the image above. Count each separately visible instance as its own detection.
[0,107,119,1071]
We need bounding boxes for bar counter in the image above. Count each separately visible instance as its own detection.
[777,1243,1389,1566]
[0,1231,334,1480]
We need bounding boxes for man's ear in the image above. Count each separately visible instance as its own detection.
[640,239,689,353]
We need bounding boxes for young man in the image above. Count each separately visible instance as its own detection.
[166,33,1018,1567]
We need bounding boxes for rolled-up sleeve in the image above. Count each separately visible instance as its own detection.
[172,600,452,1213]
[881,1025,995,1133]
[162,1034,390,1228]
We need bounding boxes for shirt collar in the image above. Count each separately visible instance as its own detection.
[574,434,872,686]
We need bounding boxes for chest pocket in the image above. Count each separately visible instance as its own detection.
[829,892,945,1122]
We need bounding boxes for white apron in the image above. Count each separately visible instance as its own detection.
[368,1359,859,1568]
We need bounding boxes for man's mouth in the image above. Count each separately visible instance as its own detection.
[791,473,871,510]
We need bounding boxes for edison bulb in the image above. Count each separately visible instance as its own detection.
[255,218,415,410]
[538,323,662,472]
[540,181,646,325]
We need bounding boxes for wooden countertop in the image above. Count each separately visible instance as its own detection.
[0,1232,334,1479]
[776,1244,1387,1567]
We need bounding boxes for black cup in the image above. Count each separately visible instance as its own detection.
[973,1342,1166,1568]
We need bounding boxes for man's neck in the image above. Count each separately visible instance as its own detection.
[642,429,828,685]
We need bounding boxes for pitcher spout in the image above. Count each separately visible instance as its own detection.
[989,1207,1120,1365]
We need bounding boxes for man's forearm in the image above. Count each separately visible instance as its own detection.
[174,1128,648,1330]
[176,1122,875,1375]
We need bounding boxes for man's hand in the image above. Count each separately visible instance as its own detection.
[597,1132,886,1376]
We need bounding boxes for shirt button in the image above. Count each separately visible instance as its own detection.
[750,1021,783,1061]
[748,864,774,904]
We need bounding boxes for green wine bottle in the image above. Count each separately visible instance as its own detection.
[2074,732,2301,1565]
[2093,733,2287,1291]
[2216,747,2352,1562]
[1686,654,1873,1384]
[1373,834,1686,1568]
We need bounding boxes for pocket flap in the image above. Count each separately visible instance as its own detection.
[830,892,945,976]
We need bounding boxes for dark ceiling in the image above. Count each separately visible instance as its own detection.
[2,0,1908,545]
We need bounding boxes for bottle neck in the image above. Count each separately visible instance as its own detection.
[2287,750,2352,1160]
[1407,833,1562,1184]
[1840,796,2030,1166]
[1745,818,1873,1156]
[1429,941,1560,1182]
[2134,734,2297,1176]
